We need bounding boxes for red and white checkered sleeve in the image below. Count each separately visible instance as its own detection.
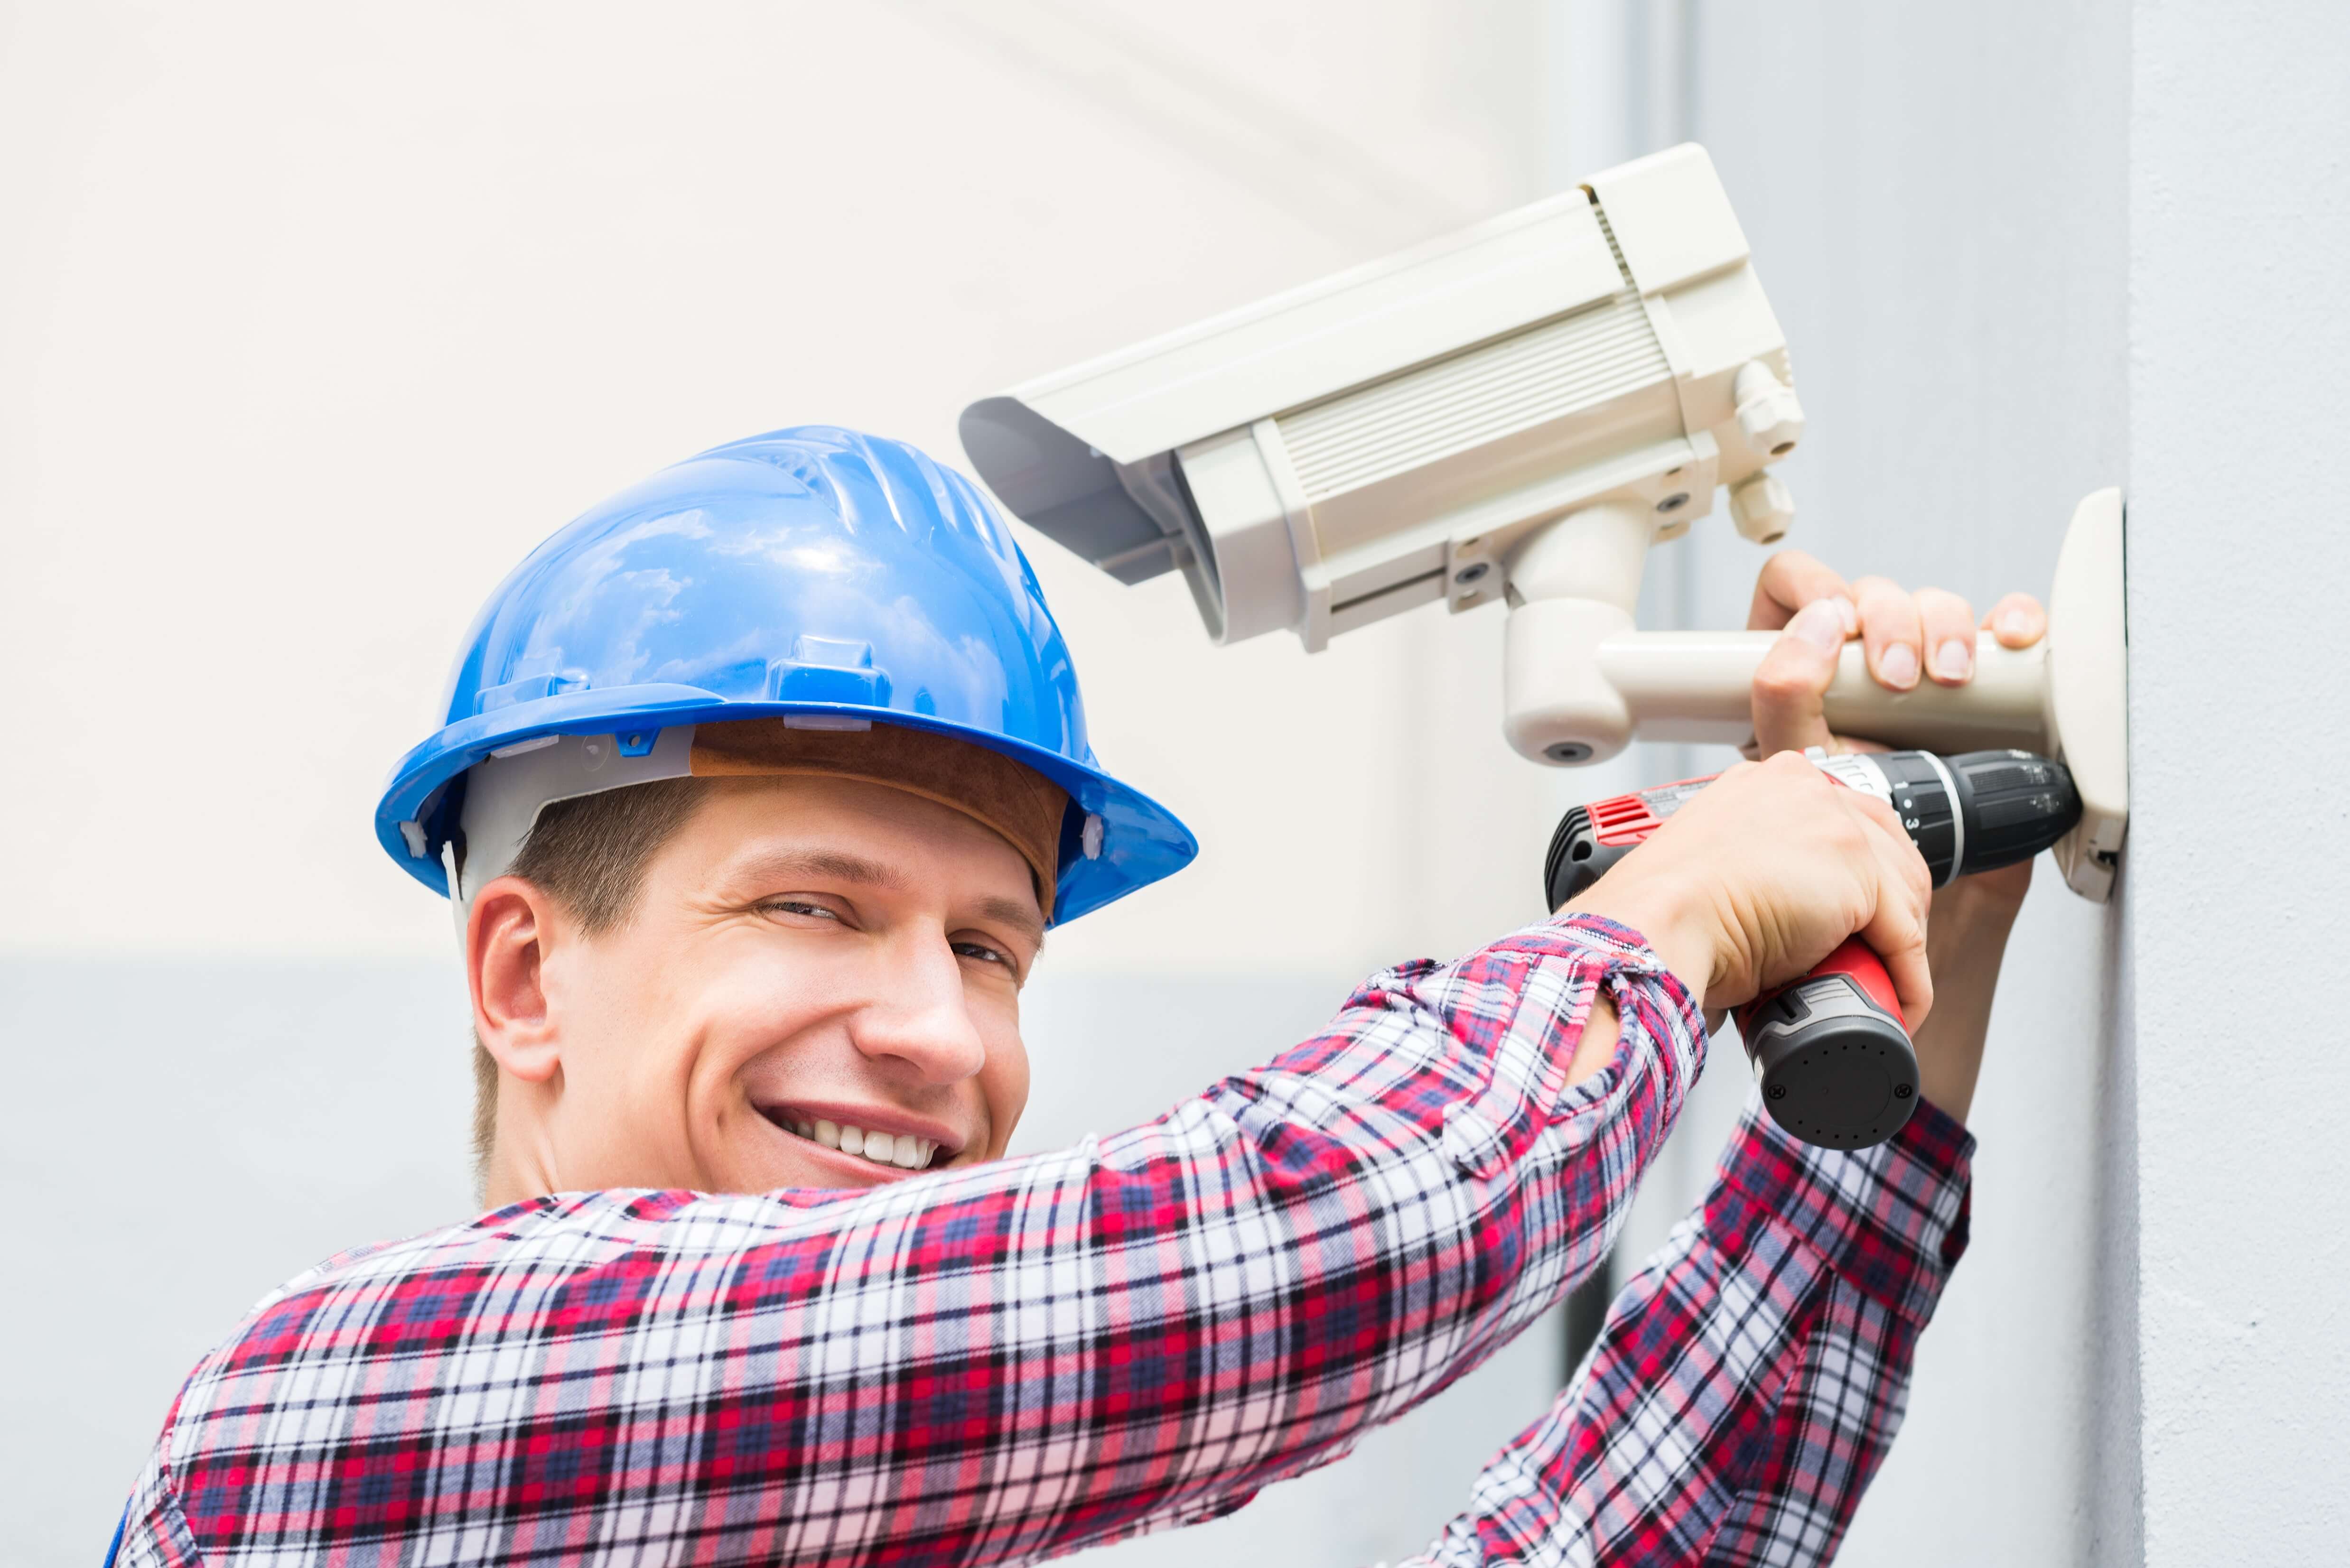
[113,915,1709,1568]
[1410,1092,1974,1568]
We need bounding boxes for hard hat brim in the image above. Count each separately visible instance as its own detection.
[376,685,1197,927]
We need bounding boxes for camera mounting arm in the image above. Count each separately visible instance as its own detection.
[1498,497,2054,768]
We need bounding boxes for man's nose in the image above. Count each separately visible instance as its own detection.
[849,933,988,1083]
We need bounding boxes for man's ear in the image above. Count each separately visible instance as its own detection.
[468,875,565,1085]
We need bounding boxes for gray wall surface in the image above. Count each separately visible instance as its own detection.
[2127,3,2350,1560]
[1679,8,2139,1565]
[0,960,479,1558]
[1559,4,2137,1562]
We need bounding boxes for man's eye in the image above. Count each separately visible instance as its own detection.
[763,899,842,923]
[952,940,1011,970]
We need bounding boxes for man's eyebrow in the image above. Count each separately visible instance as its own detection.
[730,848,912,891]
[971,895,1047,948]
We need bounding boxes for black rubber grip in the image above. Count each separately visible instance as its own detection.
[1943,750,2082,875]
[1544,804,1634,910]
[1865,750,2082,884]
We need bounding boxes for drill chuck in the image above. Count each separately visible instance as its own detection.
[1806,749,2080,885]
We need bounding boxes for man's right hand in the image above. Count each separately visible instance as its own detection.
[1564,751,1936,1027]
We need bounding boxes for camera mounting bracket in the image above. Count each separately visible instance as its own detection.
[1500,488,2128,901]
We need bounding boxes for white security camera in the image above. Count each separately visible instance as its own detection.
[961,144,2127,900]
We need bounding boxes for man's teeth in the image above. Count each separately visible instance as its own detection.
[786,1116,939,1171]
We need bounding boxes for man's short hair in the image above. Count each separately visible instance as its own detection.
[470,778,710,1193]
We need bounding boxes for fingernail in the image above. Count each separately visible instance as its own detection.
[1878,642,1920,689]
[1788,600,1845,656]
[1833,596,1858,635]
[1931,638,1974,681]
[1996,606,2034,640]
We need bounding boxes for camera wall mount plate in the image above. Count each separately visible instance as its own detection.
[2044,487,2129,901]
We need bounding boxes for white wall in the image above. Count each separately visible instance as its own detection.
[0,5,1588,1561]
[2128,4,2350,1560]
[0,0,1573,978]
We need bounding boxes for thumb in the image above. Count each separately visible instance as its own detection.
[1750,597,1850,757]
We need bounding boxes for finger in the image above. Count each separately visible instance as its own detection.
[1851,575,1924,692]
[1829,784,1933,1011]
[1751,599,1847,756]
[1915,587,1980,687]
[1842,784,1934,910]
[1861,841,1936,1027]
[1748,550,1855,632]
[1875,914,1935,1033]
[1983,592,2048,648]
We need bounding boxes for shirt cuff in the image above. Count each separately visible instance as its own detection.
[1514,911,1709,1108]
[1707,1090,1976,1329]
[1409,913,1708,1182]
[1509,914,1706,1030]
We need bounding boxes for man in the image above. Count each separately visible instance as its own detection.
[114,426,2045,1566]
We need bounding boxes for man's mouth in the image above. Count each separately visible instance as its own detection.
[757,1107,948,1172]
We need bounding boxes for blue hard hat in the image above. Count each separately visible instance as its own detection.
[376,426,1196,925]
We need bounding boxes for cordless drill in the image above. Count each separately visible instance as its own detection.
[1544,750,2081,1149]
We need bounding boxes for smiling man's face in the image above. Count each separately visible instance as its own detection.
[468,773,1044,1203]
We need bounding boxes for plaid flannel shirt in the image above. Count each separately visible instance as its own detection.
[115,914,1971,1567]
